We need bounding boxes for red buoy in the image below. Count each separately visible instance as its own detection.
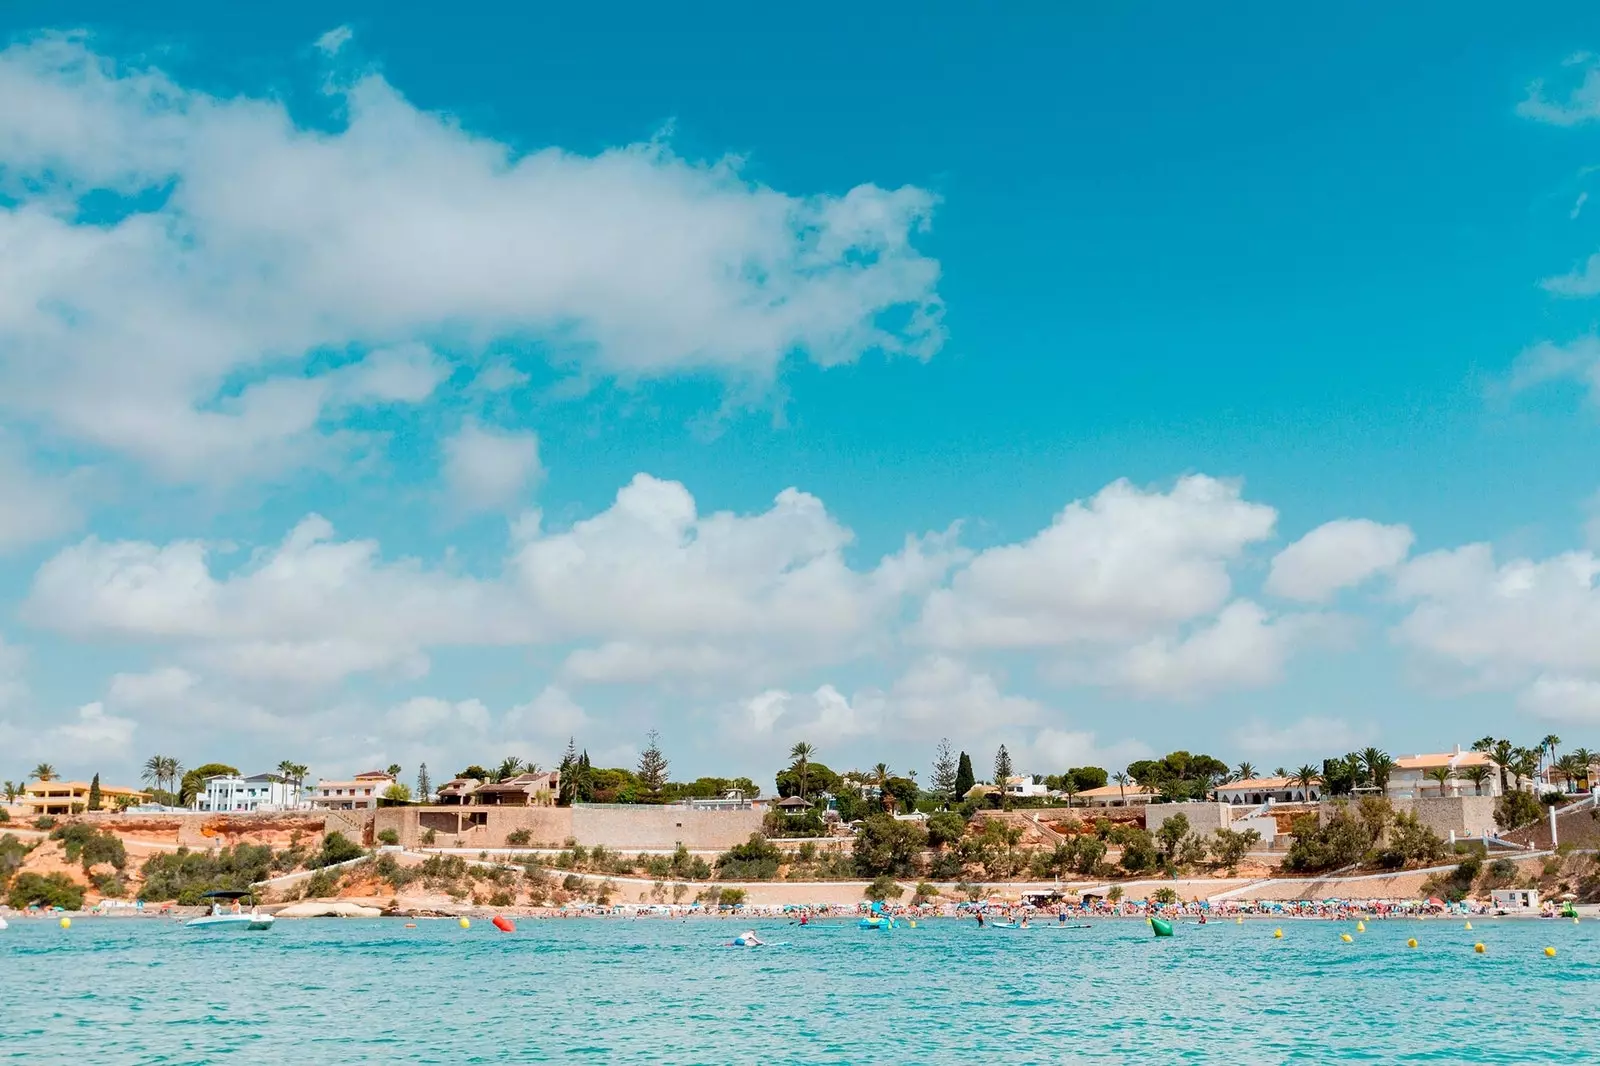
[492,915,516,933]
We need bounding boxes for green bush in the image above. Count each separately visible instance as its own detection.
[0,808,9,823]
[715,834,783,881]
[313,831,365,868]
[488,888,515,907]
[138,844,275,904]
[51,824,128,871]
[33,816,57,831]
[505,828,532,846]
[1375,811,1446,869]
[1283,808,1373,873]
[0,833,30,888]
[864,875,902,902]
[376,829,400,846]
[8,871,84,910]
[911,881,939,904]
[1117,828,1159,873]
[716,888,746,907]
[1151,886,1179,905]
[1495,790,1544,831]
[301,869,338,899]
[926,811,967,849]
[853,814,929,878]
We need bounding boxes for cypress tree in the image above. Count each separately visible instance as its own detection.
[88,773,102,811]
[953,752,975,800]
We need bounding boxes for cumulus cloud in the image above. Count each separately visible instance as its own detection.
[0,447,80,553]
[26,472,958,687]
[1230,715,1366,758]
[443,422,542,511]
[1392,544,1600,722]
[386,695,491,738]
[1082,600,1312,698]
[920,475,1276,649]
[0,36,943,482]
[1266,518,1414,602]
[51,701,138,758]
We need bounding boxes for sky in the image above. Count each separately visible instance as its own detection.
[4,2,1600,791]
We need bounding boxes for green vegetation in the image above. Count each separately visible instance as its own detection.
[926,811,966,849]
[864,875,902,901]
[0,833,31,889]
[377,829,400,846]
[139,844,275,904]
[8,872,84,910]
[1210,827,1261,874]
[1151,886,1179,905]
[50,823,127,871]
[1495,789,1543,830]
[33,815,57,831]
[312,831,365,868]
[715,834,783,880]
[1126,751,1229,802]
[178,763,238,806]
[853,814,927,878]
[504,828,532,846]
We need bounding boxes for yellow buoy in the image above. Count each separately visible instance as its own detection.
[1473,942,1485,954]
[1406,938,1418,949]
[1273,928,1283,939]
[1235,917,1243,925]
[908,920,917,928]
[458,917,471,929]
[59,917,71,929]
[1356,921,1366,933]
[1464,921,1472,930]
[1545,946,1557,957]
[1340,933,1353,943]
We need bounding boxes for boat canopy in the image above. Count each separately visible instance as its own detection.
[201,890,253,899]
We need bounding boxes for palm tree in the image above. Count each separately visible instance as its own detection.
[1541,734,1562,773]
[1471,736,1496,754]
[1488,740,1516,794]
[386,763,402,779]
[1511,749,1540,792]
[1112,771,1130,806]
[871,762,894,811]
[32,763,57,783]
[1234,762,1256,782]
[1061,776,1079,808]
[1359,748,1395,793]
[1291,765,1320,801]
[2,780,19,803]
[1424,766,1455,798]
[494,757,524,783]
[1272,767,1288,778]
[788,742,816,800]
[1462,765,1492,796]
[1574,748,1597,793]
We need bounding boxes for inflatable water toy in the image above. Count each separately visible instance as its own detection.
[1150,918,1173,937]
[733,930,764,947]
[492,916,516,933]
[858,916,894,930]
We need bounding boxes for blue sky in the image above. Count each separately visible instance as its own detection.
[3,2,1600,789]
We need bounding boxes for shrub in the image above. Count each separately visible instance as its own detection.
[1495,791,1544,831]
[864,875,902,902]
[926,812,967,849]
[1376,811,1446,869]
[33,816,57,831]
[717,888,746,907]
[505,828,532,846]
[313,832,365,868]
[301,869,339,899]
[0,808,8,823]
[139,844,276,904]
[562,873,584,892]
[1210,828,1260,873]
[1283,809,1373,873]
[488,888,515,907]
[716,834,783,881]
[376,829,400,846]
[92,871,128,898]
[912,881,939,904]
[854,814,929,878]
[51,824,128,871]
[421,829,437,846]
[1484,858,1518,889]
[1151,887,1179,905]
[927,852,963,880]
[8,871,84,910]
[1117,828,1159,873]
[0,833,31,888]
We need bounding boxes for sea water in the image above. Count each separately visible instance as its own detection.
[1,915,1594,1063]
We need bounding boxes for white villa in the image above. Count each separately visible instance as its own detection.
[1388,749,1503,799]
[1004,775,1049,799]
[193,772,304,813]
[309,771,396,810]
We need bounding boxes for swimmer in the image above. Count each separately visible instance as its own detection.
[733,930,764,947]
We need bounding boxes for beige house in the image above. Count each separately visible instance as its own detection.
[1389,749,1502,799]
[23,780,150,815]
[473,771,560,806]
[310,771,395,810]
[1076,783,1159,808]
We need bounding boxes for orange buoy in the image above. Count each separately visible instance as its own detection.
[492,915,516,933]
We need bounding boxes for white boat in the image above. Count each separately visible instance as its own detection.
[0,916,9,930]
[187,891,274,931]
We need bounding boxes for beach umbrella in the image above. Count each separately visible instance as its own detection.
[1426,897,1445,907]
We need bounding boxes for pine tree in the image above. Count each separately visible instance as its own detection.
[415,763,432,804]
[576,750,594,803]
[954,751,975,799]
[637,730,669,798]
[931,738,957,802]
[993,745,1013,809]
[88,773,102,811]
[557,737,578,806]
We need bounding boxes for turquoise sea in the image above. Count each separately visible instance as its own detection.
[2,915,1595,1063]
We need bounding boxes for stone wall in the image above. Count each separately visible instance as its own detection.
[1143,802,1234,836]
[1392,795,1498,838]
[373,803,764,850]
[76,810,332,848]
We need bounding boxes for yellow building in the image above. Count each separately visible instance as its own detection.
[23,780,151,815]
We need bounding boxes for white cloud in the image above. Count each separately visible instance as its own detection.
[503,685,589,739]
[1517,57,1600,126]
[1541,256,1600,298]
[920,475,1276,649]
[1393,543,1600,686]
[315,26,353,56]
[1231,715,1365,758]
[1506,336,1600,396]
[442,422,542,511]
[0,447,80,552]
[52,701,137,758]
[0,36,942,481]
[1573,190,1589,220]
[386,695,491,738]
[1519,674,1600,724]
[1084,600,1310,698]
[1266,518,1414,602]
[0,635,25,711]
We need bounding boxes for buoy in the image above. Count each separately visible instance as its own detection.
[1150,918,1174,937]
[458,918,471,929]
[1464,921,1472,930]
[492,916,516,933]
[1273,928,1283,939]
[1235,917,1243,925]
[1340,933,1353,943]
[1545,946,1557,957]
[1406,938,1418,949]
[908,920,917,928]
[1355,921,1366,933]
[404,923,417,928]
[59,917,71,929]
[1473,942,1485,954]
